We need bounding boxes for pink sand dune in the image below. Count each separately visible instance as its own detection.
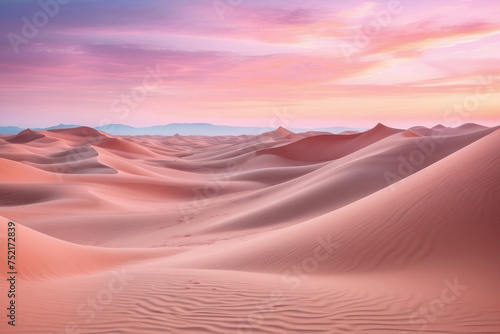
[1,124,499,334]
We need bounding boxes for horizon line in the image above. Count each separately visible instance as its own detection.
[1,121,498,130]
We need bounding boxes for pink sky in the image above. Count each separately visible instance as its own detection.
[0,0,499,128]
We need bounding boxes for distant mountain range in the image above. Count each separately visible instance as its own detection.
[0,123,365,136]
[0,123,81,134]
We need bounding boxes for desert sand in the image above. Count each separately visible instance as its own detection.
[1,124,499,333]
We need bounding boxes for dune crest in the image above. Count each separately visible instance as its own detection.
[1,125,499,333]
[0,217,185,281]
[6,129,45,144]
[256,122,401,162]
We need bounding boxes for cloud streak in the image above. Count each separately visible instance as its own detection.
[0,0,499,128]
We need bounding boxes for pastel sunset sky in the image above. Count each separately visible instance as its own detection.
[1,0,499,128]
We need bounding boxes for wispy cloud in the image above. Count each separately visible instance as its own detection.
[0,0,499,127]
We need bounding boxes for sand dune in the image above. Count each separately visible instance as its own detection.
[0,217,185,281]
[1,124,499,333]
[256,123,401,162]
[0,158,59,183]
[94,137,159,158]
[164,128,500,274]
[6,129,46,144]
[43,126,110,144]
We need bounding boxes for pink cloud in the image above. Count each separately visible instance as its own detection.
[0,0,499,128]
